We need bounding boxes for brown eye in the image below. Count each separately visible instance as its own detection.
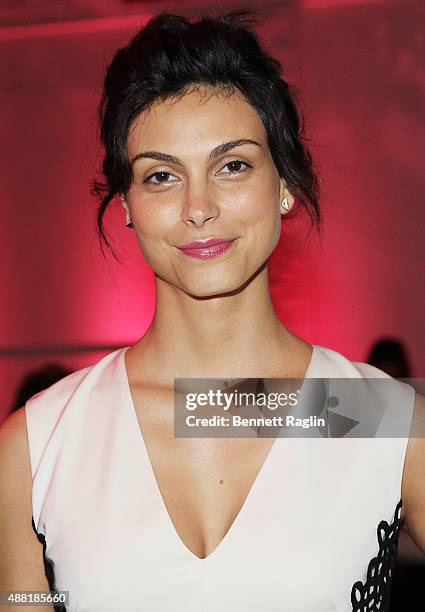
[220,160,251,174]
[144,171,178,185]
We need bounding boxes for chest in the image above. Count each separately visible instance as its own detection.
[131,388,277,559]
[42,405,404,611]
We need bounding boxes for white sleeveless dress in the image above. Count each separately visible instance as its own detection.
[25,344,416,612]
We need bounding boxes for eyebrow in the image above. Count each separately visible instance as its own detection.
[130,138,261,167]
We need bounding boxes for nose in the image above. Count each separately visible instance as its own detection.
[181,185,220,228]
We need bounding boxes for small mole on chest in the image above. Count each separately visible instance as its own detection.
[219,479,223,484]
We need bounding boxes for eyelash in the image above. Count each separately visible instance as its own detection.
[143,160,252,186]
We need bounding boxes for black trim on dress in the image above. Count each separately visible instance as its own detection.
[31,517,66,612]
[350,499,403,612]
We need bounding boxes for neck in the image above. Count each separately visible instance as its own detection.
[134,265,305,379]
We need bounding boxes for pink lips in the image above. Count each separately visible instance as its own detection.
[177,237,237,259]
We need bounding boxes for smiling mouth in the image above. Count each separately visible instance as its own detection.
[177,239,237,259]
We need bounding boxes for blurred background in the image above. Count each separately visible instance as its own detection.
[0,0,423,604]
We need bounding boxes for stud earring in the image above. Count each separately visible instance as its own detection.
[281,196,290,211]
[120,194,133,229]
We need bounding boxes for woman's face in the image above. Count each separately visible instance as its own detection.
[123,86,293,297]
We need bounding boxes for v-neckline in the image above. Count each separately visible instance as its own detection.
[120,344,318,562]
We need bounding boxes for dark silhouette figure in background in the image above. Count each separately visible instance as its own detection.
[10,363,72,414]
[367,338,424,610]
[367,337,411,379]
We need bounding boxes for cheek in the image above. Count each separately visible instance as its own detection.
[235,185,280,235]
[243,191,282,257]
[131,199,173,240]
[128,203,172,266]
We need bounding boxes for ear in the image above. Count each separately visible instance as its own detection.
[279,179,295,215]
[120,193,132,225]
[119,193,128,213]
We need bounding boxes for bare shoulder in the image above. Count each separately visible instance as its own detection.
[0,407,31,489]
[0,407,28,476]
[0,407,51,599]
[401,392,425,555]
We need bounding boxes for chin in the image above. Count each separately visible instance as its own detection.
[181,275,251,299]
[187,289,240,300]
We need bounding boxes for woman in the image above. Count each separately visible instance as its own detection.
[1,10,424,612]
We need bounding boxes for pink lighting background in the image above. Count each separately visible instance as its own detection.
[0,0,424,422]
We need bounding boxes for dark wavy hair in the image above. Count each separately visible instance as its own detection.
[93,9,321,259]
